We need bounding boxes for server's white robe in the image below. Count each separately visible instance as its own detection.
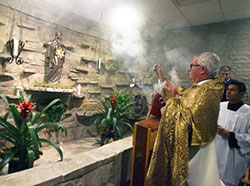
[215,101,250,186]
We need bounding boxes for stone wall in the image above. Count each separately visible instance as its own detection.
[0,2,153,145]
[0,3,119,100]
[0,136,133,186]
[147,18,250,104]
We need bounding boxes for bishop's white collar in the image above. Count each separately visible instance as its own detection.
[197,79,212,85]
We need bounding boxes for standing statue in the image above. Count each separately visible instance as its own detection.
[46,32,66,84]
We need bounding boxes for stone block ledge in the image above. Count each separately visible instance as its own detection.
[25,87,74,93]
[87,90,101,94]
[77,80,98,85]
[0,136,133,186]
[100,84,114,89]
[17,24,36,31]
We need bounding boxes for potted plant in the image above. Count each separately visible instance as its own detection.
[85,93,134,145]
[0,89,67,173]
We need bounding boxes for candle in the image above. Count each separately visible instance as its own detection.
[77,84,81,95]
[60,142,63,152]
[16,85,23,97]
[98,58,101,70]
[13,38,19,57]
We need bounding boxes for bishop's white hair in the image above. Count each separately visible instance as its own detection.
[198,52,220,78]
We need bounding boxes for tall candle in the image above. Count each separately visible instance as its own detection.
[77,84,81,95]
[16,85,23,97]
[98,58,101,70]
[13,38,19,57]
[60,142,63,152]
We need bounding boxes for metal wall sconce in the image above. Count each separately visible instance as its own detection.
[6,38,25,65]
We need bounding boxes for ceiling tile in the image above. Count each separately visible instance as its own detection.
[170,0,212,7]
[179,0,221,19]
[162,20,191,30]
[190,14,224,26]
[224,9,250,21]
[129,0,175,13]
[149,8,187,25]
[220,0,250,12]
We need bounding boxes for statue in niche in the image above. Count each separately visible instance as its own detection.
[45,32,66,84]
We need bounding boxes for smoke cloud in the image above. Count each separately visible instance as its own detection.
[110,29,146,72]
[163,47,194,86]
[169,67,180,86]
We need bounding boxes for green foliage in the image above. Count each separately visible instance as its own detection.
[84,93,134,145]
[44,100,66,122]
[44,100,66,133]
[0,89,67,172]
[107,60,118,71]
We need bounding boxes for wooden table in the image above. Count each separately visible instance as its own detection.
[130,118,160,186]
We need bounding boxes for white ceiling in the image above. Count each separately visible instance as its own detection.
[43,0,250,30]
[2,0,250,30]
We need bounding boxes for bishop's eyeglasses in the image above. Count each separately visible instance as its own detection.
[190,64,201,69]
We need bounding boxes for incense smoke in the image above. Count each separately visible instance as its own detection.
[164,47,193,86]
[110,29,145,72]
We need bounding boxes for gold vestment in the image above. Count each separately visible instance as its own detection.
[145,78,225,186]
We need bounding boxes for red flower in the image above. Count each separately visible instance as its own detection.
[111,97,118,110]
[17,101,35,118]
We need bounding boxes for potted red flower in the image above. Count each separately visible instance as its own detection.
[85,93,134,145]
[0,89,67,173]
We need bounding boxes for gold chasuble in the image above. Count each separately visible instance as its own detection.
[145,78,225,186]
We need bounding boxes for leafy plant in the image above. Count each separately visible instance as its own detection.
[0,89,67,173]
[85,93,134,145]
[44,100,66,131]
[43,100,67,143]
[107,60,118,71]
